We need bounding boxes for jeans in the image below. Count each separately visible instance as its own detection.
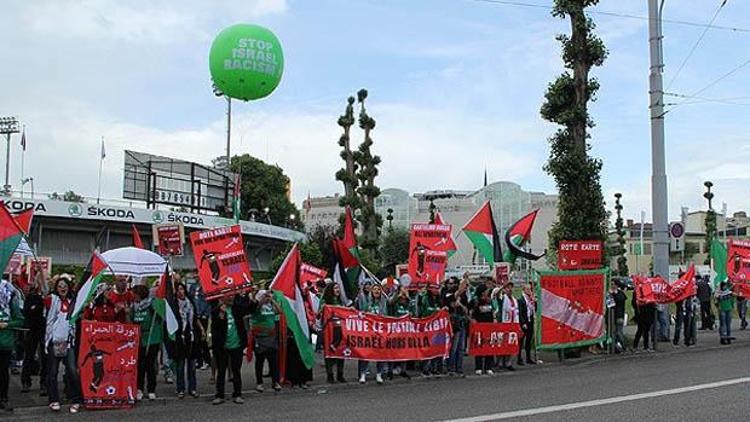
[448,329,466,373]
[614,318,625,351]
[358,360,385,377]
[421,357,442,375]
[46,343,82,404]
[175,358,196,393]
[138,345,159,394]
[738,300,747,328]
[196,317,211,368]
[324,358,344,379]
[215,348,243,398]
[0,350,10,401]
[656,305,670,340]
[673,304,684,345]
[254,350,279,385]
[634,318,653,350]
[719,310,732,340]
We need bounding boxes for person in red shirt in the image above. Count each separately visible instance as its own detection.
[83,285,118,323]
[107,276,134,323]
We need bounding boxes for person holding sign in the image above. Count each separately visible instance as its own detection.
[471,285,494,376]
[356,283,388,385]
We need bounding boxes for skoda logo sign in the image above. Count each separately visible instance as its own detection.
[68,204,83,217]
[152,211,165,224]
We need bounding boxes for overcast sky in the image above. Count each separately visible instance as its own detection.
[1,0,748,222]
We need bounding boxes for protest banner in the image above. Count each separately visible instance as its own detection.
[468,322,522,356]
[634,264,696,304]
[152,223,185,257]
[407,224,451,289]
[536,269,607,350]
[322,305,451,361]
[494,262,510,285]
[300,262,328,286]
[4,254,22,275]
[79,321,140,409]
[728,239,750,282]
[558,240,603,270]
[27,256,51,282]
[190,225,253,300]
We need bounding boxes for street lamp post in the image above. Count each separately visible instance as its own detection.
[0,117,19,195]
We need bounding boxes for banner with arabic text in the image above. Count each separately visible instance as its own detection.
[468,322,522,356]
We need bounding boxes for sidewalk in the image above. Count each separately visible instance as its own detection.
[7,320,746,411]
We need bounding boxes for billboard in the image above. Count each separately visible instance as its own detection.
[123,150,238,213]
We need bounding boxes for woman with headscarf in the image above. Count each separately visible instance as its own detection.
[44,275,82,413]
[356,282,388,384]
[172,282,201,399]
[0,280,23,411]
[249,289,281,392]
[320,282,346,384]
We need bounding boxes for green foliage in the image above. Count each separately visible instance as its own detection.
[307,225,338,271]
[49,191,85,203]
[267,240,324,279]
[379,227,410,276]
[355,89,383,251]
[542,0,608,256]
[358,248,382,279]
[229,154,301,230]
[335,96,361,211]
[704,209,717,265]
[613,193,629,276]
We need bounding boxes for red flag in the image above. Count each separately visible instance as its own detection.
[433,212,458,255]
[0,203,24,274]
[12,208,34,236]
[132,224,144,249]
[342,206,358,256]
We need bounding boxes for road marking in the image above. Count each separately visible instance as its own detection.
[440,377,750,422]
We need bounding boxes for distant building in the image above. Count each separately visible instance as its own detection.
[303,181,558,270]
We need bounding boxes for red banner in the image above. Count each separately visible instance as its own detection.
[79,321,140,409]
[408,224,451,289]
[468,322,522,356]
[494,263,510,284]
[154,223,184,257]
[728,239,750,283]
[634,265,695,304]
[558,240,603,270]
[300,263,327,286]
[4,254,23,275]
[322,305,451,361]
[537,271,606,349]
[190,225,253,300]
[27,256,51,283]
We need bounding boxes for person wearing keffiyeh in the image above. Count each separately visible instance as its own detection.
[0,280,24,411]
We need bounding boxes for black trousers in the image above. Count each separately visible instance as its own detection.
[137,345,159,394]
[0,350,10,401]
[21,330,45,387]
[196,317,211,367]
[518,319,534,362]
[700,301,713,329]
[254,349,279,385]
[634,318,653,350]
[324,358,344,378]
[215,347,243,398]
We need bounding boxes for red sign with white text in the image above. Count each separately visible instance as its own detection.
[190,225,253,301]
[322,305,451,361]
[408,224,451,289]
[558,240,603,270]
[79,321,140,409]
[154,223,184,257]
[300,263,328,286]
[728,239,750,283]
[468,322,522,356]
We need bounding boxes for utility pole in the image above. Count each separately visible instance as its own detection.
[226,96,232,169]
[649,0,669,281]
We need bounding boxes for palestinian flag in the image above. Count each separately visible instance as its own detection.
[504,209,545,264]
[232,173,241,224]
[711,238,728,289]
[12,208,33,235]
[70,252,109,322]
[154,269,179,339]
[269,244,315,370]
[0,203,24,274]
[434,212,458,257]
[333,206,361,300]
[131,224,144,249]
[462,201,502,267]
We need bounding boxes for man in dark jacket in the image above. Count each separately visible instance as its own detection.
[610,284,627,353]
[696,275,713,330]
[211,293,250,405]
[517,284,536,365]
[20,282,46,394]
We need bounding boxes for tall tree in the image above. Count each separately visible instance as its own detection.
[355,89,382,251]
[703,181,717,265]
[613,193,629,276]
[541,0,608,254]
[379,226,410,277]
[335,96,361,211]
[229,154,301,230]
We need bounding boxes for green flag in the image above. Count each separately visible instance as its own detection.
[710,238,727,289]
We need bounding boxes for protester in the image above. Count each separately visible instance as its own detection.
[172,282,200,399]
[388,287,413,379]
[357,283,388,384]
[20,277,46,394]
[697,275,714,330]
[416,286,442,377]
[107,276,134,323]
[444,277,469,376]
[736,296,747,330]
[715,281,735,345]
[83,284,119,322]
[320,282,347,384]
[631,294,655,352]
[211,293,250,405]
[249,289,281,392]
[471,284,494,375]
[44,275,82,413]
[517,283,536,365]
[131,284,162,401]
[610,282,627,353]
[496,282,518,371]
[0,280,23,411]
[188,275,211,371]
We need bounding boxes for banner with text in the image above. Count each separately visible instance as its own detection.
[322,305,451,361]
[634,265,695,304]
[536,270,607,350]
[153,223,184,257]
[408,224,451,289]
[190,225,253,300]
[468,322,522,356]
[558,240,603,270]
[728,239,750,284]
[79,321,140,409]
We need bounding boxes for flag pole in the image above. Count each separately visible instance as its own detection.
[97,136,104,204]
[20,125,25,198]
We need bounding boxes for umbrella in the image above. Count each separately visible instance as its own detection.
[101,247,167,278]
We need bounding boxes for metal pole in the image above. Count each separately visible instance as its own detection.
[4,133,10,194]
[97,136,104,204]
[226,97,232,168]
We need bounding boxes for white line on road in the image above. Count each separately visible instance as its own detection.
[440,377,750,422]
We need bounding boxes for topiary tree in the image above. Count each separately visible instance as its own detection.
[613,193,629,276]
[541,0,608,256]
[335,96,361,212]
[354,89,382,252]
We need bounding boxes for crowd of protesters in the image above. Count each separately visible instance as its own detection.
[0,266,744,413]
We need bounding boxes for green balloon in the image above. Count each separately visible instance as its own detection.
[209,24,284,101]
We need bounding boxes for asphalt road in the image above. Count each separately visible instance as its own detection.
[8,339,750,422]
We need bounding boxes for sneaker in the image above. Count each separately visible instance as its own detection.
[233,397,244,404]
[190,391,199,398]
[475,370,482,376]
[69,404,80,414]
[49,402,61,412]
[212,398,224,405]
[148,392,157,400]
[447,371,456,377]
[177,392,185,399]
[359,374,366,384]
[200,363,210,371]
[300,383,310,390]
[136,390,144,401]
[376,374,383,384]
[273,383,282,392]
[256,384,265,393]
[486,369,494,376]
[165,376,174,384]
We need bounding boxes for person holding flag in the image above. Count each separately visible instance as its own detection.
[172,282,201,399]
[211,293,251,405]
[0,280,24,412]
[131,284,164,401]
[319,282,347,384]
[248,290,281,393]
